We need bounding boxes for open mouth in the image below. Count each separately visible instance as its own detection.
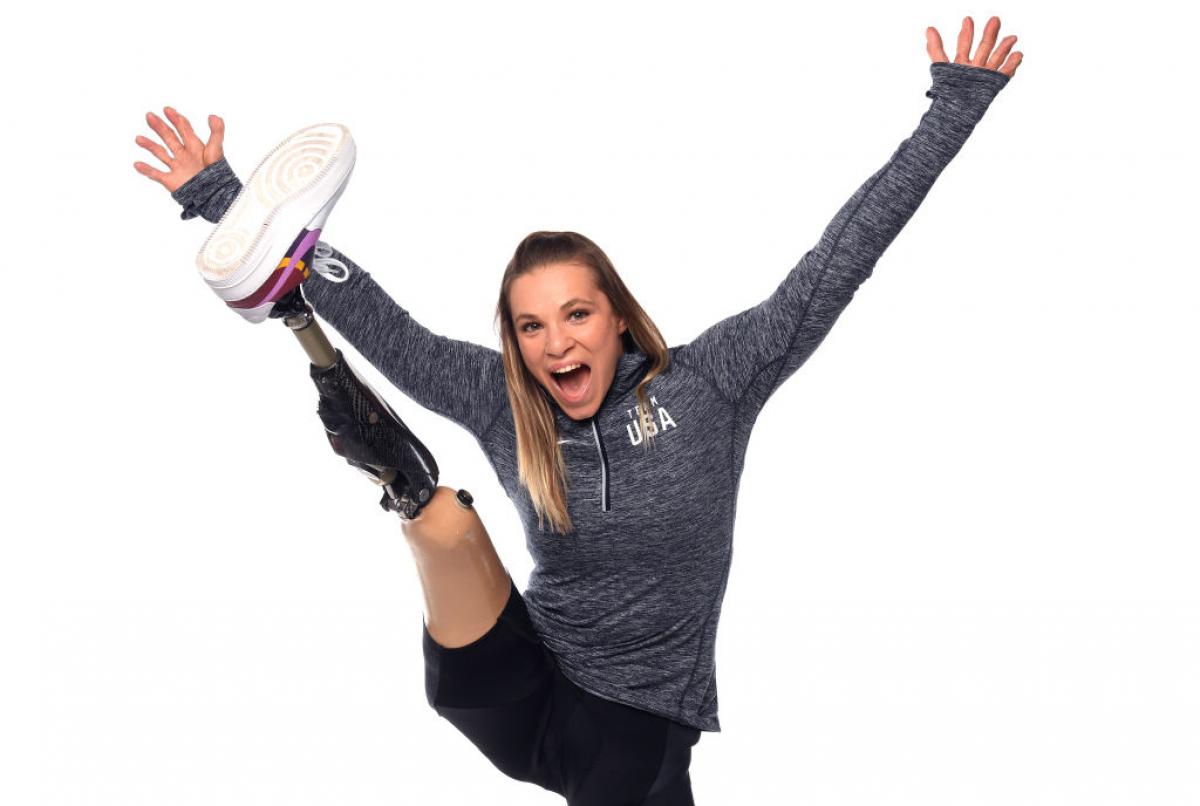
[550,363,592,403]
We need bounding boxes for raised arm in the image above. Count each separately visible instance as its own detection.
[673,18,1018,422]
[148,133,507,441]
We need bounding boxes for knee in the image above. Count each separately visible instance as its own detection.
[400,486,483,550]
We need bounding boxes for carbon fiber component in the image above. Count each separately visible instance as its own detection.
[310,348,439,519]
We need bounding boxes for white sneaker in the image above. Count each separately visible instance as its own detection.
[196,122,356,323]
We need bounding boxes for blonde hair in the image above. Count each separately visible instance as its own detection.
[495,231,669,535]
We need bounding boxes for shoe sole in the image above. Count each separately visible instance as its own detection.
[196,122,356,323]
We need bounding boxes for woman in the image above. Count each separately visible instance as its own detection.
[134,17,1021,804]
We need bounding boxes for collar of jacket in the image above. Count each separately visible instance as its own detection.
[548,348,650,425]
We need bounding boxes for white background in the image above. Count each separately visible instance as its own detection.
[3,0,1198,803]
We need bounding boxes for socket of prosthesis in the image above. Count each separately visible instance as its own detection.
[310,347,440,520]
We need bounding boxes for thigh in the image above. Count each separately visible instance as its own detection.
[550,679,702,806]
[423,577,560,790]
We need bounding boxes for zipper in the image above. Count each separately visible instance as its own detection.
[590,417,611,512]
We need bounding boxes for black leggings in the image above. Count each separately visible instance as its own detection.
[423,577,702,805]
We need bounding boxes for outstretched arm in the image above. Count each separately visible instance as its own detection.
[135,113,507,441]
[673,16,1020,422]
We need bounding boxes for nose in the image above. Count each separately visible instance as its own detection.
[545,321,574,357]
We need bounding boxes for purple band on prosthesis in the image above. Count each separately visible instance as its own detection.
[263,227,323,302]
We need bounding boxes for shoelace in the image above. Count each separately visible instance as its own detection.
[312,241,349,283]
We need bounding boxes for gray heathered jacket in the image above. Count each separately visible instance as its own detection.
[173,62,1010,731]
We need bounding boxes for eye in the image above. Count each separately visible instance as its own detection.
[520,321,541,333]
[569,309,589,322]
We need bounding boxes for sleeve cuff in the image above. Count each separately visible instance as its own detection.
[171,156,242,223]
[925,62,1010,105]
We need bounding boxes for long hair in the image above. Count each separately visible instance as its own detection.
[495,231,669,535]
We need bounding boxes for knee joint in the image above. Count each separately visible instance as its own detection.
[401,486,481,549]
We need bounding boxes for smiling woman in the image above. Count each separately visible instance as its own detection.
[139,14,1021,803]
[496,231,671,535]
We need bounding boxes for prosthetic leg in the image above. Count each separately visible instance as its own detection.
[192,121,508,646]
[270,285,442,520]
[272,285,510,646]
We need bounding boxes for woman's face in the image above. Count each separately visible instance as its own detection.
[509,261,628,421]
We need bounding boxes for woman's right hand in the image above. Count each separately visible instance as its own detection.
[133,107,225,193]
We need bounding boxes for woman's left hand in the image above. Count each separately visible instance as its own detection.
[927,15,1023,78]
[133,107,226,193]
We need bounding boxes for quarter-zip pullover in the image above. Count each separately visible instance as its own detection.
[173,62,1010,731]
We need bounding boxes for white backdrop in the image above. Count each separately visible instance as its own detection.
[4,0,1198,803]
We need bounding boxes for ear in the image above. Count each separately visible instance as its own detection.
[617,317,627,335]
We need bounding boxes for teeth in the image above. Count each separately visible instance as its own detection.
[552,363,583,374]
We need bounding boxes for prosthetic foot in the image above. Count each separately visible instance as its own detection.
[308,344,440,520]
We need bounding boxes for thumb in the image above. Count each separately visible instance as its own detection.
[204,114,225,163]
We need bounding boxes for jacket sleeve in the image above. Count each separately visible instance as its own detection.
[672,62,1010,421]
[171,160,509,441]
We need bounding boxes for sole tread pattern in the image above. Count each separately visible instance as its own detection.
[198,123,349,283]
